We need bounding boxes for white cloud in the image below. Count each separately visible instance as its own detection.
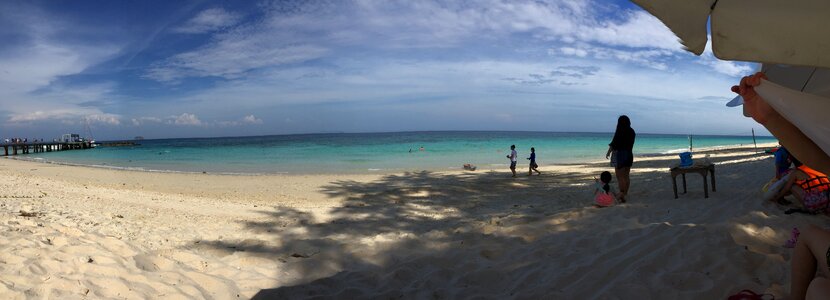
[216,115,264,127]
[131,117,163,126]
[145,0,683,83]
[8,111,61,123]
[705,60,754,77]
[0,44,117,95]
[148,56,734,114]
[575,10,680,51]
[7,110,121,126]
[556,44,671,71]
[170,113,203,126]
[241,115,262,124]
[559,47,587,57]
[0,3,123,128]
[0,5,121,94]
[345,1,679,51]
[85,114,121,125]
[144,0,751,85]
[129,114,263,128]
[1,81,124,127]
[697,40,755,77]
[174,8,241,34]
[145,40,328,82]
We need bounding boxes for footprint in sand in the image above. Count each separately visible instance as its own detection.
[661,271,713,292]
[133,253,176,272]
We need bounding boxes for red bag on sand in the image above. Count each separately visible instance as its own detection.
[727,289,774,300]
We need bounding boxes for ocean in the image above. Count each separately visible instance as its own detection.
[25,131,777,174]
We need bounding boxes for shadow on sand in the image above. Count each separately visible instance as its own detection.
[193,151,769,298]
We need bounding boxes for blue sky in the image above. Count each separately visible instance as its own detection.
[0,0,764,140]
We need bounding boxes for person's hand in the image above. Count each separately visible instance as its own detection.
[731,72,779,125]
[605,152,610,159]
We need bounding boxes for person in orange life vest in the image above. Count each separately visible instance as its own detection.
[771,155,830,213]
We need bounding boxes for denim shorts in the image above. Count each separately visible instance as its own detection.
[615,150,633,168]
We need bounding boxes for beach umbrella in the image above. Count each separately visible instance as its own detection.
[743,64,830,156]
[726,64,830,108]
[630,0,830,68]
[629,0,830,156]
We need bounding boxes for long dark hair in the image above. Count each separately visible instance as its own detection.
[616,115,631,133]
[600,171,612,193]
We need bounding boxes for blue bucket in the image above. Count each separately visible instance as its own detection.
[679,152,693,167]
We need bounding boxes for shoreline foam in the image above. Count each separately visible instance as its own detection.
[7,142,779,176]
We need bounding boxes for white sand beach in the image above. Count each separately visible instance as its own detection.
[2,143,826,299]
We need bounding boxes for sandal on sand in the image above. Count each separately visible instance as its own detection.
[783,227,800,248]
[727,289,774,300]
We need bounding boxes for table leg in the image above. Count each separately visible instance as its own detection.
[682,173,687,194]
[703,174,709,198]
[672,175,678,199]
[710,168,716,192]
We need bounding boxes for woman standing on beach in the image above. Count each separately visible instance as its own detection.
[606,115,636,202]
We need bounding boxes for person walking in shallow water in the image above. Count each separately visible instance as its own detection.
[507,145,517,177]
[527,147,541,176]
[606,115,636,202]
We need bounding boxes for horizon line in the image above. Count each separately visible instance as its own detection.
[99,130,778,142]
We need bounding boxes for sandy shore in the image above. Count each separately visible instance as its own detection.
[2,143,828,299]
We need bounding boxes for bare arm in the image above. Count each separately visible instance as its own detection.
[606,146,612,159]
[763,115,830,175]
[734,73,830,175]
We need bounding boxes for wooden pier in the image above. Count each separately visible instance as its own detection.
[2,141,94,156]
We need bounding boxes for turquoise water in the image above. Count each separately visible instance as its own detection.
[25,132,777,174]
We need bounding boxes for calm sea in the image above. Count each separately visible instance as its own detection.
[24,131,777,174]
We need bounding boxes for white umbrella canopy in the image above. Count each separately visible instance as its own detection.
[762,65,830,99]
[751,64,830,157]
[726,64,830,108]
[632,0,830,158]
[631,0,830,68]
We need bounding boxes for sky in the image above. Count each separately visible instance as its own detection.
[0,0,765,141]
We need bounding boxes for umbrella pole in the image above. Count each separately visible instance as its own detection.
[752,128,758,153]
[688,134,693,152]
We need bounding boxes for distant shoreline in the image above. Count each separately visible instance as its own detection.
[6,142,779,176]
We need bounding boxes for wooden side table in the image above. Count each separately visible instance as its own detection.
[671,163,716,198]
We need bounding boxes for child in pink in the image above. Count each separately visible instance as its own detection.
[594,171,617,207]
